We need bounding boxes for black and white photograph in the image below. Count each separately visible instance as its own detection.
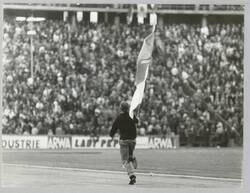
[0,0,246,192]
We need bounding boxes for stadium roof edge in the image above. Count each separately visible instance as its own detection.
[2,0,246,5]
[3,4,245,15]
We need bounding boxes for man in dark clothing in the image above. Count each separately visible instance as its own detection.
[110,101,138,185]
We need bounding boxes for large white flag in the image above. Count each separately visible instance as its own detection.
[129,26,155,118]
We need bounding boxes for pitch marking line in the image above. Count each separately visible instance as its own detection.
[3,163,242,182]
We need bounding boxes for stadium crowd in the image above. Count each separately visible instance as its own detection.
[3,16,243,146]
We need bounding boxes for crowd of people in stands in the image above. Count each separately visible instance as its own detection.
[3,15,243,146]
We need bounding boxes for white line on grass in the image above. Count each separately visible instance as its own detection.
[3,163,242,182]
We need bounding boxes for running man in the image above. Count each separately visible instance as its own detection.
[110,101,138,185]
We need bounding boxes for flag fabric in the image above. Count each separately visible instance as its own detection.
[150,13,157,26]
[63,11,68,22]
[127,6,134,25]
[137,4,147,18]
[71,13,77,33]
[76,11,83,22]
[90,12,98,23]
[129,26,155,118]
[137,4,147,24]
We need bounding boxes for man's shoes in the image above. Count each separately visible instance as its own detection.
[129,175,136,185]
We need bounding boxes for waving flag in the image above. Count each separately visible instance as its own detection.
[127,6,134,25]
[129,26,155,118]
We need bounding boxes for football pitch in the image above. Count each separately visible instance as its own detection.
[1,147,243,191]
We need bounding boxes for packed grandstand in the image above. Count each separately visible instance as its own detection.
[2,5,244,147]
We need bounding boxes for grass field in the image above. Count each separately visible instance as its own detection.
[1,147,243,191]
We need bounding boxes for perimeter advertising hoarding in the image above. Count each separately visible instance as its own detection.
[71,136,179,149]
[148,135,179,149]
[2,135,47,149]
[72,136,119,149]
[1,135,179,149]
[47,136,72,149]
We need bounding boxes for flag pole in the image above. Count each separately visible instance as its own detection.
[152,24,156,33]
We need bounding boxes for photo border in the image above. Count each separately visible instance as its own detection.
[0,0,248,193]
